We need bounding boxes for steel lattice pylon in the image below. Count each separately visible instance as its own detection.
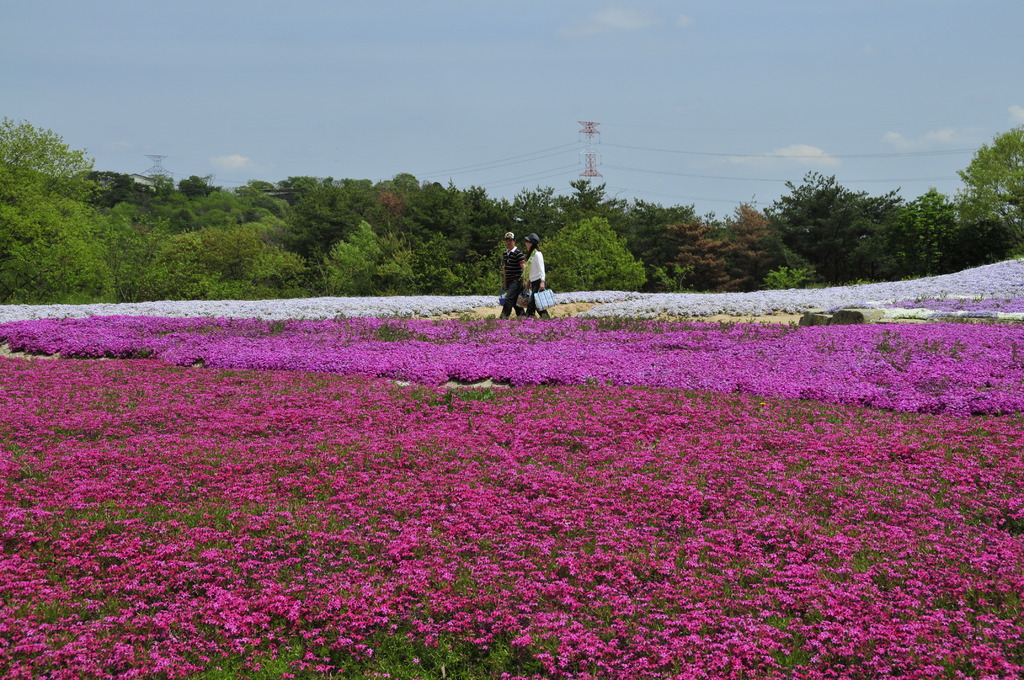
[143,155,170,178]
[578,121,602,177]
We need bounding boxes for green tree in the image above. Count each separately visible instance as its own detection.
[178,175,218,199]
[287,178,380,259]
[0,118,109,302]
[0,118,92,191]
[406,181,463,246]
[411,231,462,294]
[190,190,243,229]
[120,175,199,233]
[512,186,562,239]
[274,176,323,205]
[99,205,172,302]
[235,180,289,222]
[621,199,699,289]
[888,189,960,277]
[147,224,305,300]
[456,186,513,262]
[87,171,150,209]
[556,180,627,230]
[948,217,1013,270]
[768,172,902,285]
[405,182,512,285]
[543,217,646,291]
[957,125,1024,250]
[449,252,501,295]
[762,265,815,290]
[315,220,382,296]
[374,232,417,295]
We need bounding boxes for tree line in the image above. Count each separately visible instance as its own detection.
[2,117,1022,305]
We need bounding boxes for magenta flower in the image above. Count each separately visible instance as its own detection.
[2,355,1023,677]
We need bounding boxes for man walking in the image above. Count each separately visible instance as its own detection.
[500,231,526,319]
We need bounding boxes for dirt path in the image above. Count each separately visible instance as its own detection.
[0,343,59,359]
[430,302,600,320]
[432,303,802,325]
[654,312,803,324]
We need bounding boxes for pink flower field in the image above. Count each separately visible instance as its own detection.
[2,316,1024,678]
[3,316,1024,415]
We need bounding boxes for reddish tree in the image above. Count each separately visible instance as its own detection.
[721,204,786,291]
[667,219,732,291]
[376,190,406,237]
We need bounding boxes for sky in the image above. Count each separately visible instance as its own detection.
[4,0,1023,219]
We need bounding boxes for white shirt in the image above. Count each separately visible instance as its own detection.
[526,249,546,282]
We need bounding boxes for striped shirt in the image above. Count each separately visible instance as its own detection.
[502,247,525,284]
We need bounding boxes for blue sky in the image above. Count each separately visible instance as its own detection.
[4,0,1022,218]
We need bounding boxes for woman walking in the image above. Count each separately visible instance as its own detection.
[523,233,551,319]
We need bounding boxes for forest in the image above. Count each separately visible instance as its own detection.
[2,117,1022,305]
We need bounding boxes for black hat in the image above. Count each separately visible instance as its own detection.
[524,233,541,244]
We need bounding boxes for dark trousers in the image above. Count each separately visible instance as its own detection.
[500,279,525,318]
[526,279,551,318]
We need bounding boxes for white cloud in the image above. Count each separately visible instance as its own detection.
[210,154,253,171]
[1010,105,1024,124]
[726,144,838,167]
[560,8,659,35]
[773,144,838,164]
[883,128,970,151]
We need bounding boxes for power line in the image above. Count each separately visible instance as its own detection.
[841,176,958,184]
[605,164,958,185]
[474,164,581,190]
[418,143,577,177]
[606,142,974,159]
[605,164,784,182]
[607,186,747,205]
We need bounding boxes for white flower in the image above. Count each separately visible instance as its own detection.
[1,259,1022,322]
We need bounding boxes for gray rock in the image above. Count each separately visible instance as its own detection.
[799,309,831,326]
[829,308,886,325]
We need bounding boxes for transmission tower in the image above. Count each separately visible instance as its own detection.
[578,121,602,178]
[143,154,170,178]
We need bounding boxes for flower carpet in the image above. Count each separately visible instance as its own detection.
[3,264,1024,678]
[1,355,1023,679]
[2,315,1024,415]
